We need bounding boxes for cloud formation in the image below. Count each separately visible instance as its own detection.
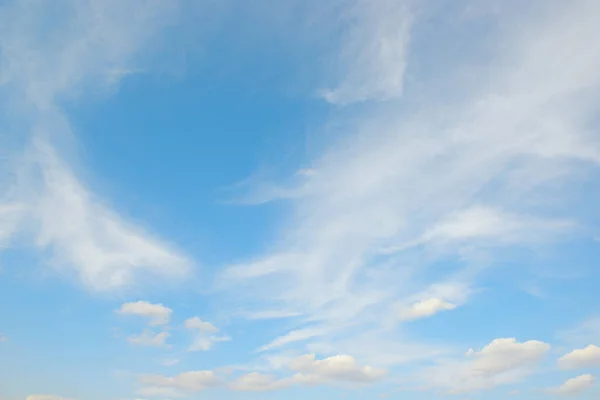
[423,338,550,394]
[184,317,230,352]
[290,353,386,384]
[558,345,600,370]
[320,0,412,105]
[547,374,596,396]
[397,298,457,321]
[118,301,173,326]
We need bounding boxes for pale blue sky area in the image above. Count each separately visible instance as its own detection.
[0,1,599,400]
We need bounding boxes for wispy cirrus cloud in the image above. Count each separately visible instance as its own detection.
[221,0,600,374]
[558,345,600,370]
[319,0,413,105]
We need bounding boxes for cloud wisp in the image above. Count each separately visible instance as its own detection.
[0,0,191,291]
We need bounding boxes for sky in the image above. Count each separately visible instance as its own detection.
[0,0,599,399]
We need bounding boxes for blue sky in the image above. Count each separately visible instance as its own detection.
[0,0,599,399]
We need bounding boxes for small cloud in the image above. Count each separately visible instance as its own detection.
[289,353,386,384]
[398,298,457,321]
[546,374,595,395]
[558,345,600,370]
[117,301,173,326]
[184,317,218,333]
[185,317,230,352]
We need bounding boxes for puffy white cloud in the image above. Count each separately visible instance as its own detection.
[221,0,600,365]
[547,374,596,396]
[229,353,385,392]
[184,317,230,352]
[127,330,170,348]
[0,0,181,108]
[118,301,173,326]
[138,370,221,397]
[184,317,218,333]
[558,345,600,370]
[418,206,574,246]
[397,298,457,321]
[3,142,190,291]
[289,354,386,384]
[424,338,550,394]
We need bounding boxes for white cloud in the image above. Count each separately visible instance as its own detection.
[394,282,472,322]
[230,353,385,391]
[137,371,221,397]
[397,298,457,321]
[320,0,412,105]
[289,353,386,384]
[558,345,600,370]
[15,142,190,290]
[184,317,230,352]
[0,0,180,109]
[0,0,191,291]
[118,301,173,326]
[127,330,171,348]
[184,317,218,333]
[221,0,600,367]
[423,338,550,394]
[547,374,596,396]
